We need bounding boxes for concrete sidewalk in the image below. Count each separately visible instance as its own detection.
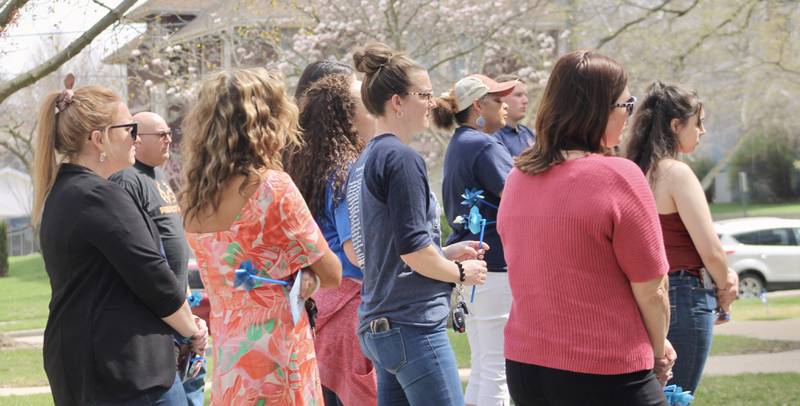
[713,318,800,342]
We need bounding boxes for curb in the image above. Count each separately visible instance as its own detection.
[2,329,45,338]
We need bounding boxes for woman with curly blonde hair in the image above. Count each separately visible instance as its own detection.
[180,67,342,405]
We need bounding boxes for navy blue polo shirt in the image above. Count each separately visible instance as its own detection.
[495,124,535,157]
[442,126,513,271]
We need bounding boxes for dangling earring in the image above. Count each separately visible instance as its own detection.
[99,152,107,163]
[476,116,486,128]
[396,110,404,118]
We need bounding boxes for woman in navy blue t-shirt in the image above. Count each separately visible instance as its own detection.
[432,74,516,406]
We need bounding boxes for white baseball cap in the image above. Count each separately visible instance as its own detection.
[453,74,516,113]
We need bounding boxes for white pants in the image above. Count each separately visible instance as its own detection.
[464,271,512,406]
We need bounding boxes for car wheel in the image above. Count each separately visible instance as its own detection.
[738,272,765,299]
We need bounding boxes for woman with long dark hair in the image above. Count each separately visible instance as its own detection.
[625,82,738,396]
[497,50,675,405]
[285,72,378,405]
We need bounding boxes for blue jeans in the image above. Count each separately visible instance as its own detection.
[183,362,206,406]
[666,272,717,394]
[359,320,463,406]
[95,373,187,405]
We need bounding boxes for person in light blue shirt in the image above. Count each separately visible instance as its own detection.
[284,66,379,405]
[493,74,534,157]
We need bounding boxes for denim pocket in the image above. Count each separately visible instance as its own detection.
[365,328,407,373]
[690,286,717,315]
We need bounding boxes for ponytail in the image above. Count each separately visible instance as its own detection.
[31,94,60,227]
[31,84,122,227]
[624,81,702,179]
[431,91,472,130]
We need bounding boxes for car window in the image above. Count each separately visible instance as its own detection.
[733,228,795,246]
[794,228,800,246]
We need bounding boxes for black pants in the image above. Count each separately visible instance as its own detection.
[506,359,668,406]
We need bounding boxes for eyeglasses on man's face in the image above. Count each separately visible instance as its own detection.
[105,122,138,140]
[612,96,637,117]
[138,129,173,141]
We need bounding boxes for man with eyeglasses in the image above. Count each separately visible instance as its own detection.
[110,112,206,405]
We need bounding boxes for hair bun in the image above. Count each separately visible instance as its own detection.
[352,42,394,75]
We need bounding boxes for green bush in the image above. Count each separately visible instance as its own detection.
[729,129,800,202]
[0,221,8,277]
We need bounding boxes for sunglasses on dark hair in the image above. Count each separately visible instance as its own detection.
[612,96,637,117]
[108,122,139,140]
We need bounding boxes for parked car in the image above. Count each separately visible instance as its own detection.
[714,217,800,298]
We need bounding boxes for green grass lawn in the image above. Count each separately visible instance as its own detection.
[733,295,800,321]
[0,348,47,387]
[0,394,53,406]
[710,202,800,219]
[712,335,800,356]
[0,255,50,333]
[448,330,470,369]
[694,373,800,405]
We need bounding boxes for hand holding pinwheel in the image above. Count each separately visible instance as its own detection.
[453,188,496,302]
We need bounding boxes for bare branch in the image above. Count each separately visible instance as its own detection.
[0,120,35,169]
[0,0,138,105]
[91,0,113,13]
[0,0,30,32]
[594,0,700,49]
[676,0,759,68]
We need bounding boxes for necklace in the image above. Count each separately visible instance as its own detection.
[562,150,594,160]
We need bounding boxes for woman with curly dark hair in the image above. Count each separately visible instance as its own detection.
[285,73,378,406]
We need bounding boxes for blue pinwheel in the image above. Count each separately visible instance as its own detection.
[453,188,497,303]
[663,384,694,406]
[187,290,203,308]
[233,260,289,291]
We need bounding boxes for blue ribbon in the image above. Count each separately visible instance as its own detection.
[663,384,694,406]
[233,260,289,291]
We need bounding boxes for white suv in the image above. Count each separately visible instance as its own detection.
[714,217,800,298]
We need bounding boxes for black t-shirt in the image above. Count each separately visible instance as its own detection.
[110,161,190,295]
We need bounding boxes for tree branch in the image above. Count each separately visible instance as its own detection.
[595,0,701,49]
[0,0,138,105]
[0,0,29,33]
[676,0,759,68]
[0,121,34,169]
[91,0,113,13]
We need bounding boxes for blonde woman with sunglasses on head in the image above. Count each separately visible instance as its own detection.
[33,76,206,406]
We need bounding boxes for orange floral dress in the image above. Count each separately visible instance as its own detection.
[186,170,327,406]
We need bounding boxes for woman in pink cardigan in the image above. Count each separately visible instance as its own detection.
[497,50,676,406]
